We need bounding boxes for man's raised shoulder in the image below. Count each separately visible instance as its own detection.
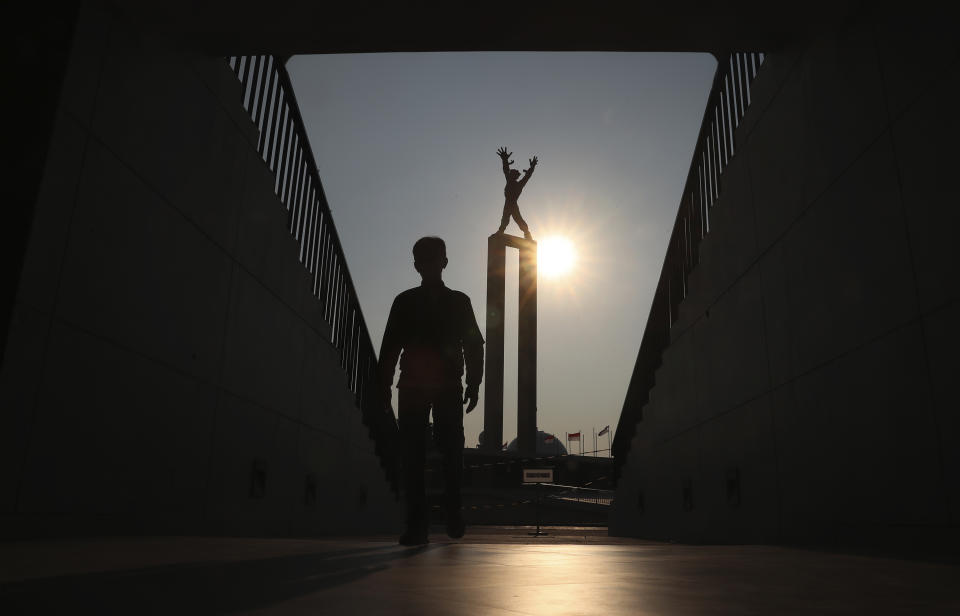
[445,288,473,304]
[396,287,421,299]
[393,287,424,302]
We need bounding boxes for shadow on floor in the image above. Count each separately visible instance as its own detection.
[0,543,435,614]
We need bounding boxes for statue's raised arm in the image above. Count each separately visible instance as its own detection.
[496,146,514,179]
[519,156,538,188]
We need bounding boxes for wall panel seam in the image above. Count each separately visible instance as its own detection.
[78,131,333,343]
[642,311,935,450]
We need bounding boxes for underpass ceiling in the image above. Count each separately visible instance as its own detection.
[113,0,854,57]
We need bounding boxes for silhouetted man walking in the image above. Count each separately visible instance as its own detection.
[379,237,484,545]
[496,146,538,239]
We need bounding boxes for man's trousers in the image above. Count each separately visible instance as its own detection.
[398,387,464,533]
[498,202,530,233]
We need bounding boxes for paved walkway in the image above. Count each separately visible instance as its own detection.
[2,527,959,614]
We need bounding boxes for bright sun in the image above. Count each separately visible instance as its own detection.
[538,236,576,278]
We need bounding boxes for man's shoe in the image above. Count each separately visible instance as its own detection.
[399,529,428,546]
[446,515,466,539]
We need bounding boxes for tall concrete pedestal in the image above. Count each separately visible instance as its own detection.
[483,233,537,454]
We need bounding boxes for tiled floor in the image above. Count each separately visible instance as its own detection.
[2,528,959,614]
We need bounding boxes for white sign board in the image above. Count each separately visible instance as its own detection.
[522,468,554,484]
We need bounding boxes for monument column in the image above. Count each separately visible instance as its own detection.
[484,233,537,455]
[483,235,506,452]
[517,241,538,455]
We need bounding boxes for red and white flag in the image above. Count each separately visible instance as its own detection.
[598,425,610,437]
[568,432,580,441]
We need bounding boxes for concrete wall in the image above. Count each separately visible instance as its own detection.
[612,11,959,547]
[0,1,399,538]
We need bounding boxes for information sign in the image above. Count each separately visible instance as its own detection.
[522,468,554,484]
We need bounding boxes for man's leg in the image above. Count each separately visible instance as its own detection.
[398,388,430,543]
[432,388,466,538]
[497,206,511,233]
[512,208,533,239]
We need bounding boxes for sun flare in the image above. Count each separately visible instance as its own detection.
[538,236,576,278]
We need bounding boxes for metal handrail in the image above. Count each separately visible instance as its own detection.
[613,53,765,482]
[227,55,399,495]
[542,483,615,506]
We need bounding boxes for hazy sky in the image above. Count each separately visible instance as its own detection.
[288,52,716,452]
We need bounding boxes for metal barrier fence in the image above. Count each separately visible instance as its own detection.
[227,55,399,495]
[613,53,765,481]
[540,483,615,506]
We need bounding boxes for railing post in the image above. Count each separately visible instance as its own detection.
[227,55,400,495]
[613,52,766,483]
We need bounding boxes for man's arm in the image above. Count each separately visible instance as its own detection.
[518,156,538,189]
[497,146,513,179]
[378,297,404,410]
[461,296,485,413]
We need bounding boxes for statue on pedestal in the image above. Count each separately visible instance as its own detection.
[495,147,538,240]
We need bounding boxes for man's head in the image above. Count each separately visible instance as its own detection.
[413,236,447,281]
[509,169,521,181]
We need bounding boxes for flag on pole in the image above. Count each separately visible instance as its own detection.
[598,425,610,437]
[568,432,581,440]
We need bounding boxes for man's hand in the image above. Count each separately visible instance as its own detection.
[528,156,538,168]
[463,387,479,414]
[497,147,513,165]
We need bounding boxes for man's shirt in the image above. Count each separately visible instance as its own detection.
[379,282,484,391]
[504,180,523,203]
[503,169,533,203]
